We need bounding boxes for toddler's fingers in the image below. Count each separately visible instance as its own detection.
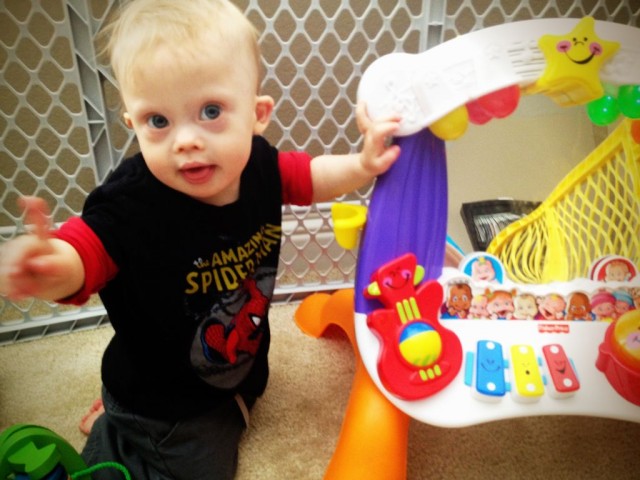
[3,251,64,300]
[356,101,402,135]
[377,144,401,170]
[19,196,52,241]
[377,119,401,143]
[355,101,371,133]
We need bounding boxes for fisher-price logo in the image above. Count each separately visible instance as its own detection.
[538,323,570,334]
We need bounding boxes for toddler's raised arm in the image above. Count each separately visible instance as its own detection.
[310,102,402,202]
[0,197,84,301]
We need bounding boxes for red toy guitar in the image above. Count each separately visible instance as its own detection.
[365,253,463,400]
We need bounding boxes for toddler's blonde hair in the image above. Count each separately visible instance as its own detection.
[99,0,261,91]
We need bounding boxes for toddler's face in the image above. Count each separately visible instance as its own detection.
[121,44,267,205]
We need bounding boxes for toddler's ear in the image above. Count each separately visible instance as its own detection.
[123,112,133,128]
[253,95,274,134]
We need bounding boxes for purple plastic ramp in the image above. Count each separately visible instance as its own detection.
[355,129,448,314]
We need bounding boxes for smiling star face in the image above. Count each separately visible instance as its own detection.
[530,16,619,106]
[556,35,603,65]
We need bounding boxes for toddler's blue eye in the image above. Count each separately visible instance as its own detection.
[201,104,221,120]
[148,115,168,129]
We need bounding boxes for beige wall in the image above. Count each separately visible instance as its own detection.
[445,95,603,252]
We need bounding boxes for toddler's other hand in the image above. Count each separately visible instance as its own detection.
[356,101,402,176]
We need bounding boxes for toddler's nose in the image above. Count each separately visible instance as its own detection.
[173,125,204,153]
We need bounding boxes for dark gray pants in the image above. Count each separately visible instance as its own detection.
[81,387,251,480]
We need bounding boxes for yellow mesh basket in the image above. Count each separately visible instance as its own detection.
[487,119,640,284]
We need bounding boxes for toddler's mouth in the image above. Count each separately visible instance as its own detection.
[180,164,215,184]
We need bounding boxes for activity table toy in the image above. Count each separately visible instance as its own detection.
[297,16,640,480]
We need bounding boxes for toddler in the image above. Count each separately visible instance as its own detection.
[0,1,401,478]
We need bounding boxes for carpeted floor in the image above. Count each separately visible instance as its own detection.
[1,303,640,479]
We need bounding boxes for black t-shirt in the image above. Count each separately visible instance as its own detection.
[82,136,284,419]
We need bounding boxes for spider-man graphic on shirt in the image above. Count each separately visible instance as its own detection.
[200,277,268,365]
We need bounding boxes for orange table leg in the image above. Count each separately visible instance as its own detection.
[295,289,410,480]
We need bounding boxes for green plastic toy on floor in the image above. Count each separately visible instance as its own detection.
[0,425,130,480]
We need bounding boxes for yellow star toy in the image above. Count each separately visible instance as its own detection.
[528,16,619,106]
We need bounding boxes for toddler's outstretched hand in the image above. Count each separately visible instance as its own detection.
[0,197,83,301]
